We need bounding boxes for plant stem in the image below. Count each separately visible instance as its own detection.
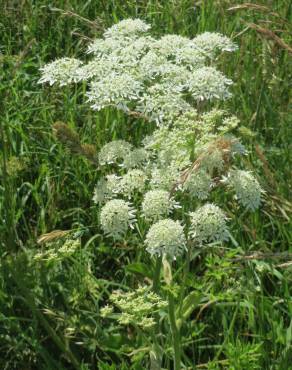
[0,120,16,251]
[152,255,162,293]
[168,291,181,370]
[152,256,163,361]
[178,246,191,317]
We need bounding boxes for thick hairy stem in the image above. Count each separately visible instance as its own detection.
[151,256,163,366]
[168,292,181,370]
[178,246,191,318]
[152,255,162,293]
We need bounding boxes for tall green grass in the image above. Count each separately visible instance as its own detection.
[0,1,291,369]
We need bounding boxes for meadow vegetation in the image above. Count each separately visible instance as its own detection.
[0,1,291,369]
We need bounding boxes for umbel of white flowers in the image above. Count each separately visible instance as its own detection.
[39,18,236,124]
[40,19,263,260]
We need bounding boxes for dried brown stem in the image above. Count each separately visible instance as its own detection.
[53,122,98,165]
[50,7,103,31]
[230,252,292,263]
[247,22,292,53]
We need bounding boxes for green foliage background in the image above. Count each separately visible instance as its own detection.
[0,1,291,369]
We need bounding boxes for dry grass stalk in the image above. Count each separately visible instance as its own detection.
[230,252,292,262]
[228,2,288,23]
[247,23,292,54]
[53,122,98,165]
[37,229,71,244]
[50,7,103,31]
[255,144,276,188]
[173,136,235,194]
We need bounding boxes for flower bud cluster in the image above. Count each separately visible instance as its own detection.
[101,286,167,330]
[33,239,80,263]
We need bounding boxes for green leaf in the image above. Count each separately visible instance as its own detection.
[177,290,202,326]
[125,262,153,279]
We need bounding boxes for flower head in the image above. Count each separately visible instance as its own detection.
[39,58,82,86]
[137,84,192,124]
[100,305,114,318]
[98,140,132,165]
[189,203,229,245]
[150,163,181,191]
[100,199,136,239]
[108,286,167,330]
[93,175,122,204]
[192,32,237,58]
[188,67,232,101]
[103,19,151,39]
[87,72,143,111]
[120,169,147,197]
[145,219,186,259]
[227,170,262,210]
[122,148,148,169]
[142,190,178,221]
[183,170,212,200]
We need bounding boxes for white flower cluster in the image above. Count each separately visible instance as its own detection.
[183,170,212,200]
[227,170,262,210]
[142,190,178,221]
[188,67,233,101]
[75,58,117,81]
[93,175,121,204]
[152,34,205,69]
[98,140,132,165]
[93,170,147,203]
[145,219,186,259]
[137,85,192,124]
[122,148,148,169]
[189,204,229,245]
[87,72,143,111]
[100,199,136,239]
[103,19,151,39]
[120,169,146,197]
[39,19,264,260]
[150,164,181,191]
[87,37,128,56]
[39,19,237,123]
[192,32,238,58]
[39,58,82,86]
[152,34,191,57]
